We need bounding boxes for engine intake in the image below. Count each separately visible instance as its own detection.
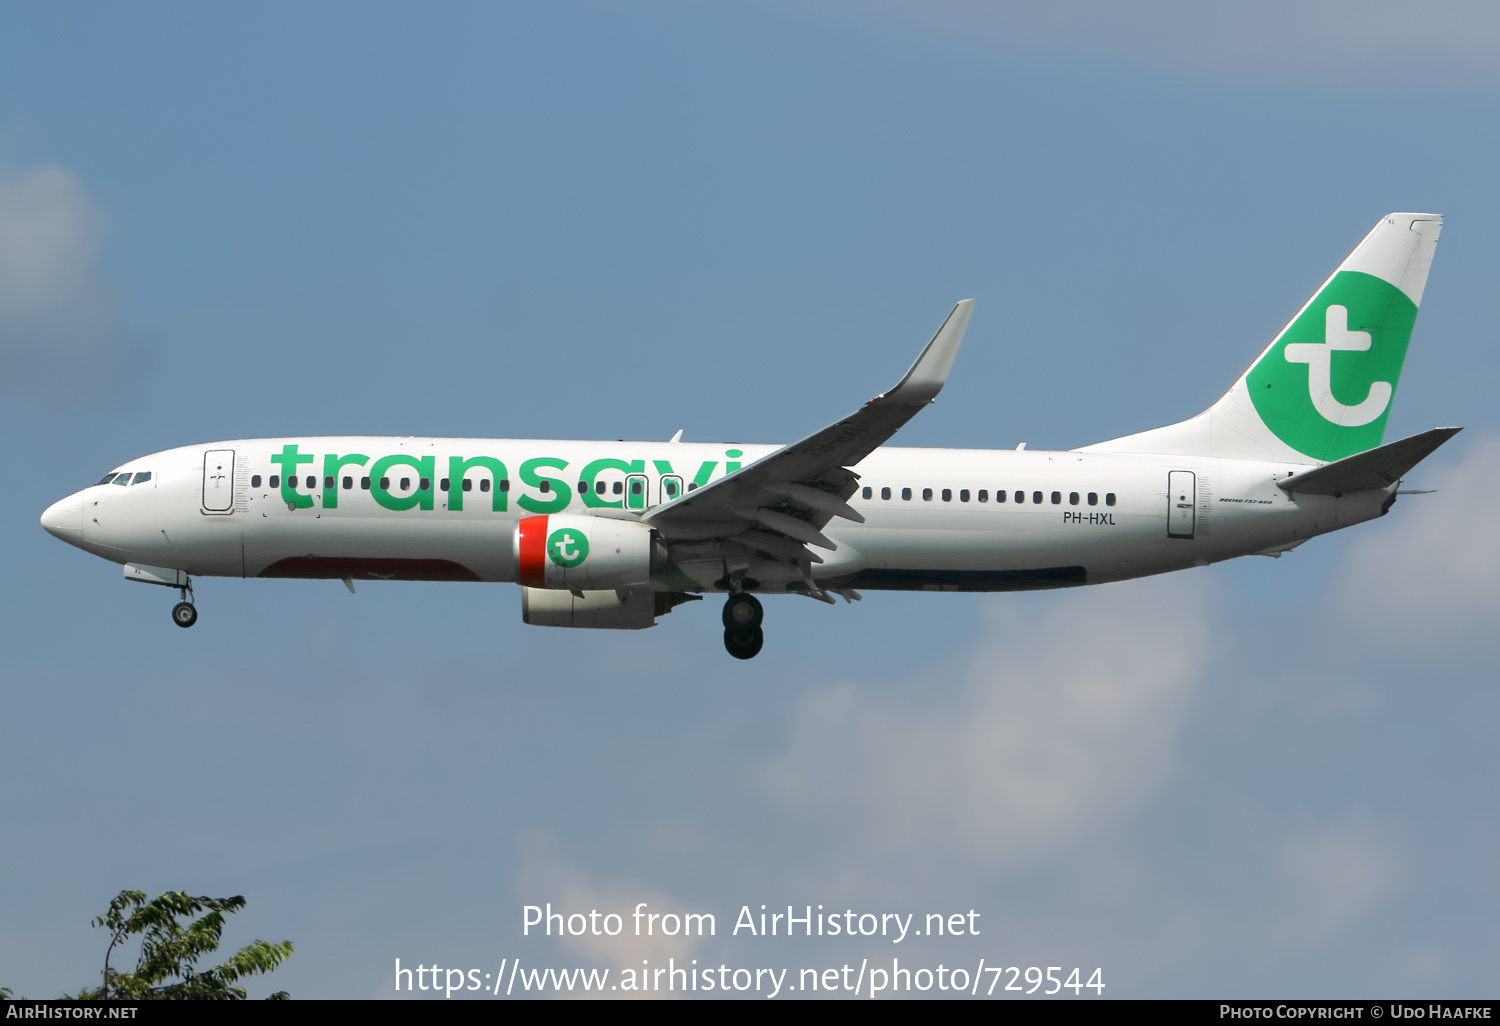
[513,514,669,590]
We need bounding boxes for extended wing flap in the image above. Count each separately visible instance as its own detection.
[1278,427,1461,496]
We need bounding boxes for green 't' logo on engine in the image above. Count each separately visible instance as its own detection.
[1247,270,1417,462]
[547,527,589,567]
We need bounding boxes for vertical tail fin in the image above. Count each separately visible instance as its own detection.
[1082,213,1443,464]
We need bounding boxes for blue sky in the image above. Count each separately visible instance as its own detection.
[2,1,1497,999]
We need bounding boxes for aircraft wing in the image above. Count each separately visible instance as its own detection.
[643,300,974,567]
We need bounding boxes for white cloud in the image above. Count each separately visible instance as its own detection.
[514,830,709,997]
[1274,809,1404,943]
[0,150,125,382]
[812,0,1500,89]
[758,576,1211,880]
[1390,947,1446,988]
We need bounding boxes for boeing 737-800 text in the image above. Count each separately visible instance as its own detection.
[41,213,1457,658]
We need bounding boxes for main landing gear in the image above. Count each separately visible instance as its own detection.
[171,579,198,629]
[722,592,763,660]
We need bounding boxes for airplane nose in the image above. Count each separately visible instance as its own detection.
[41,492,85,544]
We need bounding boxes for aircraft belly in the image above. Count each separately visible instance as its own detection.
[832,565,1087,592]
[821,525,1053,592]
[242,514,514,582]
[841,516,1148,580]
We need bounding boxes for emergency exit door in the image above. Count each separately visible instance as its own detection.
[625,474,649,511]
[1167,471,1195,538]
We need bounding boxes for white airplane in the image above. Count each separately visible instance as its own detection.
[42,213,1457,659]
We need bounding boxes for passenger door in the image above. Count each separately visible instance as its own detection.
[203,449,235,513]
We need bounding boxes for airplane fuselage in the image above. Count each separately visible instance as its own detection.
[44,436,1387,594]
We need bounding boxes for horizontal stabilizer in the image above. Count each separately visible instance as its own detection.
[1278,427,1460,496]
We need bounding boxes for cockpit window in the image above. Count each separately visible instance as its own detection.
[113,473,131,486]
[131,472,152,485]
[98,472,121,485]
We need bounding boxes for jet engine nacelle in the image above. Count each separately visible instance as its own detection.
[513,514,669,591]
[521,587,660,629]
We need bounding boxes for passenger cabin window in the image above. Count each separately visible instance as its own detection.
[902,488,912,500]
[400,478,410,490]
[419,478,430,491]
[481,479,491,492]
[440,478,450,491]
[881,487,891,500]
[630,481,642,496]
[922,488,933,501]
[579,481,589,493]
[862,486,872,499]
[941,488,951,502]
[324,476,334,489]
[1069,492,1079,505]
[613,481,622,495]
[344,476,354,489]
[1051,491,1061,504]
[539,480,550,493]
[500,479,509,492]
[979,489,989,502]
[664,479,679,498]
[1015,491,1025,503]
[1088,492,1098,506]
[361,477,371,490]
[251,475,262,488]
[688,482,698,491]
[380,477,390,489]
[1105,492,1117,506]
[463,479,473,492]
[960,489,970,502]
[269,475,280,488]
[305,476,315,489]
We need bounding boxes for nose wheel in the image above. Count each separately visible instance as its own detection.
[722,593,763,659]
[171,580,198,628]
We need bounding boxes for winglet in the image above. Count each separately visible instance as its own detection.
[878,299,974,405]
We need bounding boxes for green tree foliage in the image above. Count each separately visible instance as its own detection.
[70,890,292,1000]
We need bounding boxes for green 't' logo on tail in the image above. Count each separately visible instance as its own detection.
[1247,270,1417,462]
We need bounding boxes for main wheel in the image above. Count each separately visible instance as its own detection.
[724,626,763,660]
[722,592,764,629]
[172,602,198,628]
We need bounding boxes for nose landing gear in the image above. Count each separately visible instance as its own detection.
[171,579,197,628]
[722,593,763,660]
